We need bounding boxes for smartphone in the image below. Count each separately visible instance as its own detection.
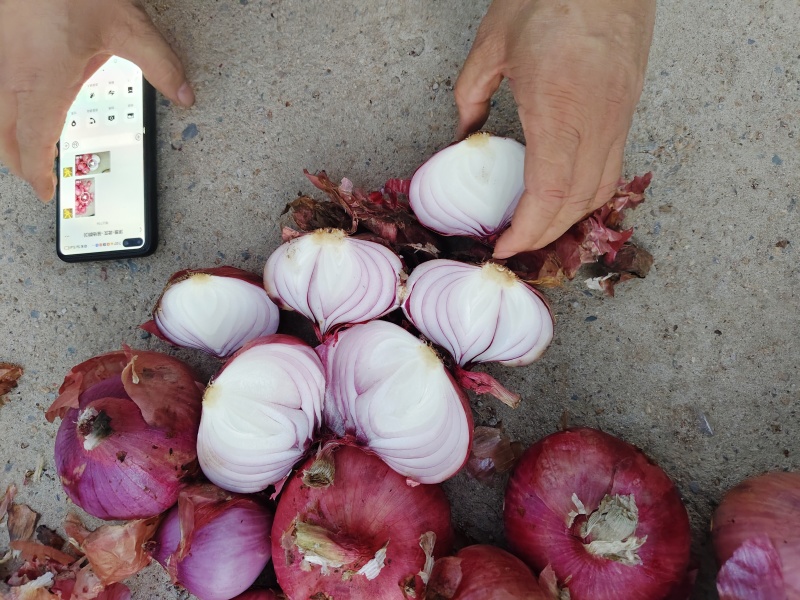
[56,56,157,262]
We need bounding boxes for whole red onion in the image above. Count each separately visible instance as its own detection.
[272,445,454,599]
[45,347,203,520]
[152,484,274,600]
[504,428,691,600]
[426,545,545,599]
[712,471,800,599]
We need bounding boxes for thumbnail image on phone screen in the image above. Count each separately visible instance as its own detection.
[56,56,156,262]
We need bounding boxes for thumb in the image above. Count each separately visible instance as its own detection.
[454,26,504,140]
[107,3,195,107]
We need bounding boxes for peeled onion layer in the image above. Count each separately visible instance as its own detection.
[143,266,280,358]
[197,335,324,493]
[409,133,525,239]
[272,445,453,599]
[46,348,203,520]
[504,428,691,600]
[152,484,274,600]
[320,320,473,484]
[712,471,800,599]
[263,229,404,338]
[427,545,546,600]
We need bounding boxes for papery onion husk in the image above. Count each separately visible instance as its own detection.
[152,483,274,600]
[402,259,554,367]
[63,512,159,585]
[197,335,324,493]
[504,428,691,600]
[712,471,800,599]
[426,545,546,599]
[272,445,453,599]
[45,347,204,520]
[142,266,280,358]
[263,229,404,338]
[319,320,473,484]
[409,133,525,240]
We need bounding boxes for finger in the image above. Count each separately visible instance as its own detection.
[107,3,194,107]
[454,26,504,139]
[492,108,580,258]
[0,92,21,176]
[594,142,625,205]
[15,89,69,201]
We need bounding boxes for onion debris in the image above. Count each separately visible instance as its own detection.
[320,320,473,484]
[197,335,325,493]
[142,267,280,358]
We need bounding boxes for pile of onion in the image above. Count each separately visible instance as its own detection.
[272,444,454,599]
[712,471,800,599]
[504,428,691,600]
[45,347,204,520]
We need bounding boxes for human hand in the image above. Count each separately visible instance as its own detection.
[455,0,656,257]
[0,0,194,201]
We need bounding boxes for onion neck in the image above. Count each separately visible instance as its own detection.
[77,408,113,451]
[290,520,389,580]
[569,493,647,566]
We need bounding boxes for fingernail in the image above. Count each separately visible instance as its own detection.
[492,249,516,260]
[177,82,195,107]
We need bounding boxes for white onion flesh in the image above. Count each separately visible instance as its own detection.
[402,260,554,367]
[321,321,472,484]
[197,336,325,493]
[154,272,280,358]
[263,230,404,337]
[409,133,525,238]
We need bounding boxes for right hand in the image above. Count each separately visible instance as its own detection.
[0,0,194,201]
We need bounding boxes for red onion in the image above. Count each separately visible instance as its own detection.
[152,484,273,600]
[426,545,545,599]
[712,471,800,599]
[320,320,473,483]
[402,259,554,367]
[197,335,324,493]
[45,347,203,520]
[142,267,280,358]
[263,229,404,338]
[272,445,454,599]
[231,591,280,600]
[504,428,691,600]
[409,133,524,240]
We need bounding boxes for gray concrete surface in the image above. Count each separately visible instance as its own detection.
[1,1,798,598]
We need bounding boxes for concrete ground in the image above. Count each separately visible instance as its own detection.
[1,1,798,598]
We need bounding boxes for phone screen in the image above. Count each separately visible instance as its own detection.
[57,56,155,260]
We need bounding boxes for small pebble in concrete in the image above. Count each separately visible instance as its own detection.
[585,316,597,322]
[182,124,200,141]
[30,310,39,319]
[772,154,783,166]
[689,481,701,494]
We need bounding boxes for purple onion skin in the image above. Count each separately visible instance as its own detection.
[153,490,273,600]
[504,428,691,600]
[713,472,800,599]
